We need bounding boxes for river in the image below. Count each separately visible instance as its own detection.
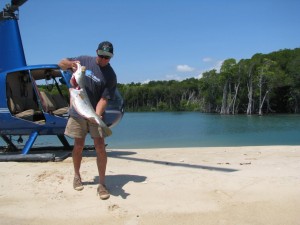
[2,112,300,149]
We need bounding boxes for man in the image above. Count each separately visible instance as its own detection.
[58,41,117,200]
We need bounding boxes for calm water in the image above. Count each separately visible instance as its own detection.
[2,112,300,149]
[104,112,300,149]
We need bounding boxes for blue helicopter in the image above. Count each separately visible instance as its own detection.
[0,0,124,156]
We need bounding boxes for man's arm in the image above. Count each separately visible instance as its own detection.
[96,97,108,118]
[58,58,79,71]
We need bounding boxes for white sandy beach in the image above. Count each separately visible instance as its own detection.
[1,146,300,225]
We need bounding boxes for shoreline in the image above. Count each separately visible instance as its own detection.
[1,146,300,225]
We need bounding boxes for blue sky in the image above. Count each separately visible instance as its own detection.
[2,0,300,84]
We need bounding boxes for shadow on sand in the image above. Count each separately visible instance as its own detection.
[106,150,238,173]
[82,150,238,199]
[83,174,146,199]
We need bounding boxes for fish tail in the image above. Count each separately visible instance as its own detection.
[94,117,112,137]
[102,126,112,138]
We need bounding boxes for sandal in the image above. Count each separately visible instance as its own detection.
[73,176,84,191]
[97,184,110,200]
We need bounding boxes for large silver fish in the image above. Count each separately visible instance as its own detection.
[69,63,112,137]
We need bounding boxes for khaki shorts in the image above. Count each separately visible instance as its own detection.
[64,117,103,139]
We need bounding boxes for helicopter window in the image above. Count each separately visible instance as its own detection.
[29,68,70,117]
[45,77,54,91]
[6,71,45,123]
[8,96,35,118]
[40,91,69,116]
[19,73,30,97]
[44,69,54,91]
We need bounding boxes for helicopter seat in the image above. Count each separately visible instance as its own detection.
[40,91,69,116]
[8,96,40,120]
[52,94,69,108]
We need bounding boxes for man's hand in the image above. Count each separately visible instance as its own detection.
[58,59,80,71]
[88,117,98,124]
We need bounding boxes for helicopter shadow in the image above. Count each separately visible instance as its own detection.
[107,150,238,173]
[81,149,137,158]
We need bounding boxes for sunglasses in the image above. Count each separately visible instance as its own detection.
[98,55,111,60]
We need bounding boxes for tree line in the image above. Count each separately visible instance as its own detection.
[117,48,300,115]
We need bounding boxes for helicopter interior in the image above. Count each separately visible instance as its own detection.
[6,68,70,124]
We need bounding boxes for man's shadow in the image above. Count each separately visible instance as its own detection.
[82,150,146,199]
[89,174,146,199]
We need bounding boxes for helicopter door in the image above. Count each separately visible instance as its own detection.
[6,71,46,124]
[29,68,70,118]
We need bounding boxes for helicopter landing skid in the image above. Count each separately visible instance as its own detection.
[1,133,72,154]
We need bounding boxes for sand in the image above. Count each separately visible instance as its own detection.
[1,146,300,225]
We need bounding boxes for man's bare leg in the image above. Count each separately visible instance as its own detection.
[94,137,109,199]
[72,138,85,191]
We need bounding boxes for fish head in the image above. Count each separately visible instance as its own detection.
[72,63,86,88]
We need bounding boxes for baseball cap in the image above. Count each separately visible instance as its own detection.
[97,41,114,58]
